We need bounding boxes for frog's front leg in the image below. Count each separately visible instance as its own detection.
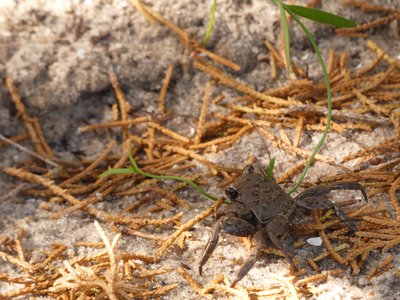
[199,214,257,276]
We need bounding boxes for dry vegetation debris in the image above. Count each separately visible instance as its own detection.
[1,0,400,299]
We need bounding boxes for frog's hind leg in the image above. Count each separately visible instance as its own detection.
[230,229,263,287]
[265,216,296,269]
[294,182,368,231]
[231,218,296,287]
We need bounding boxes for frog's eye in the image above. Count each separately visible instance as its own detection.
[243,165,254,174]
[225,187,238,200]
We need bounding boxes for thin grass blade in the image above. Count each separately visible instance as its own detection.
[266,157,276,179]
[285,5,356,28]
[100,168,135,177]
[202,0,217,46]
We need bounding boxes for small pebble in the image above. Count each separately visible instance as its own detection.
[306,237,323,246]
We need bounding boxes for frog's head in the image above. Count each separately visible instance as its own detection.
[225,164,254,201]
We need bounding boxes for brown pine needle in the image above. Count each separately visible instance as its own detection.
[145,125,156,160]
[78,117,149,132]
[150,122,190,143]
[313,244,351,262]
[201,274,225,295]
[176,266,205,295]
[163,145,221,173]
[307,258,321,271]
[152,186,191,208]
[356,52,386,76]
[264,40,286,68]
[3,167,111,221]
[50,183,116,219]
[367,255,394,280]
[15,229,26,262]
[228,104,284,116]
[75,242,105,248]
[196,47,241,71]
[158,64,174,114]
[0,132,28,148]
[0,134,58,167]
[140,284,179,297]
[312,210,348,265]
[276,161,307,183]
[337,15,397,37]
[293,115,304,148]
[60,141,116,187]
[131,0,189,47]
[367,40,400,68]
[327,48,336,75]
[296,273,328,286]
[116,212,183,230]
[34,244,68,270]
[0,250,34,272]
[193,60,298,106]
[190,125,253,151]
[31,117,54,158]
[193,81,212,144]
[389,176,400,220]
[270,52,277,79]
[343,0,400,15]
[109,69,130,151]
[156,198,224,259]
[258,127,334,164]
[5,77,50,157]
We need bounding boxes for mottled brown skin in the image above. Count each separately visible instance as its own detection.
[199,165,368,287]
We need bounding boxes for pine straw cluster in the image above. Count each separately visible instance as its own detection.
[337,1,400,37]
[1,0,400,299]
[0,221,177,299]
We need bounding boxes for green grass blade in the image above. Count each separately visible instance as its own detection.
[285,5,356,28]
[283,6,332,194]
[101,155,219,201]
[100,168,136,176]
[202,0,217,47]
[266,157,276,179]
[128,154,219,201]
[279,2,291,74]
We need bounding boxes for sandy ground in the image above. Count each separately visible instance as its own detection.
[0,0,400,299]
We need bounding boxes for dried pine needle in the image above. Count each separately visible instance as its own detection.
[337,15,397,37]
[31,117,54,158]
[0,132,28,148]
[109,69,130,150]
[193,60,298,106]
[367,40,400,68]
[156,198,224,259]
[150,122,190,143]
[307,258,321,272]
[196,47,241,71]
[5,77,49,157]
[193,81,213,144]
[131,0,190,47]
[0,134,58,167]
[311,210,347,265]
[389,176,400,220]
[177,266,204,295]
[158,64,174,114]
[78,117,149,132]
[366,255,393,280]
[60,140,116,187]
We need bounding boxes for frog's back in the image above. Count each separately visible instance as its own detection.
[234,173,294,223]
